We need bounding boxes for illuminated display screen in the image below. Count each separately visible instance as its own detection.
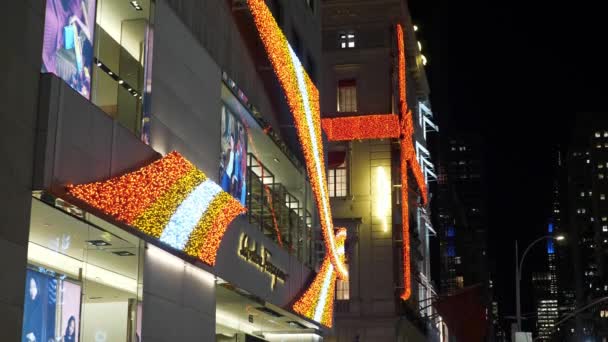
[220,106,248,206]
[22,269,82,342]
[41,0,97,99]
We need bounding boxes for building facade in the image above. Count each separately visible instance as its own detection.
[531,222,559,341]
[319,0,444,341]
[553,113,608,340]
[0,0,361,341]
[434,134,496,339]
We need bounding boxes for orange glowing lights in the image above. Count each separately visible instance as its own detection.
[321,115,401,141]
[247,0,348,281]
[292,228,346,327]
[318,24,429,301]
[67,151,246,266]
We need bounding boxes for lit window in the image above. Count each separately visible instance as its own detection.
[597,144,602,149]
[336,259,350,300]
[339,32,356,48]
[602,194,606,200]
[600,164,605,169]
[604,132,608,137]
[328,152,348,197]
[456,276,464,288]
[454,256,461,264]
[596,132,602,138]
[600,174,605,180]
[337,80,357,112]
[602,225,607,232]
[603,217,607,221]
[581,192,586,197]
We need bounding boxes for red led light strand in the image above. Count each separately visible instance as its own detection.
[321,115,401,141]
[397,23,428,300]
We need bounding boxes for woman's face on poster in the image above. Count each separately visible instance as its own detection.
[29,278,38,300]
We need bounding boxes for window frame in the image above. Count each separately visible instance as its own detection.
[337,79,357,113]
[339,32,356,49]
[328,166,348,198]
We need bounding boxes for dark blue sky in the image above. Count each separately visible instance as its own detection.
[410,0,603,332]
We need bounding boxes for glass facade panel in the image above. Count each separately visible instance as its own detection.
[91,0,154,136]
[23,196,144,342]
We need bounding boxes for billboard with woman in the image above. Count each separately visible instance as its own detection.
[220,106,248,205]
[41,0,97,99]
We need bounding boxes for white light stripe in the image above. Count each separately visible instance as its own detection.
[288,46,347,277]
[159,180,223,250]
[313,263,334,322]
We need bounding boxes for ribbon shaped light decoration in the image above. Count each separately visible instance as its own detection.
[246,0,349,326]
[321,24,428,301]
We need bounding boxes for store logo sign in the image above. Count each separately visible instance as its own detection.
[239,234,287,289]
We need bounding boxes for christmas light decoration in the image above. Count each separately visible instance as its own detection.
[321,115,401,141]
[67,151,246,266]
[318,24,428,301]
[292,228,346,327]
[159,180,223,250]
[247,0,347,281]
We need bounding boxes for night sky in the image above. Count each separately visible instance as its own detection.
[410,0,605,332]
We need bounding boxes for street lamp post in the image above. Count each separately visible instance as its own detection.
[515,234,565,332]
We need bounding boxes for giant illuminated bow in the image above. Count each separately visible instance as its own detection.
[321,24,428,301]
[246,0,350,326]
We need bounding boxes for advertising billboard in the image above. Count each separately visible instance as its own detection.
[22,269,82,342]
[22,269,57,342]
[42,0,97,99]
[220,106,248,205]
[59,280,82,342]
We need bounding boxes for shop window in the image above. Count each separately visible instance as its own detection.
[91,0,154,136]
[23,196,144,342]
[328,151,348,197]
[337,79,357,112]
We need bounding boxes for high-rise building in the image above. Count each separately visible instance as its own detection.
[1,0,375,341]
[553,113,608,340]
[532,223,559,341]
[434,134,495,337]
[436,136,490,289]
[320,0,443,341]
